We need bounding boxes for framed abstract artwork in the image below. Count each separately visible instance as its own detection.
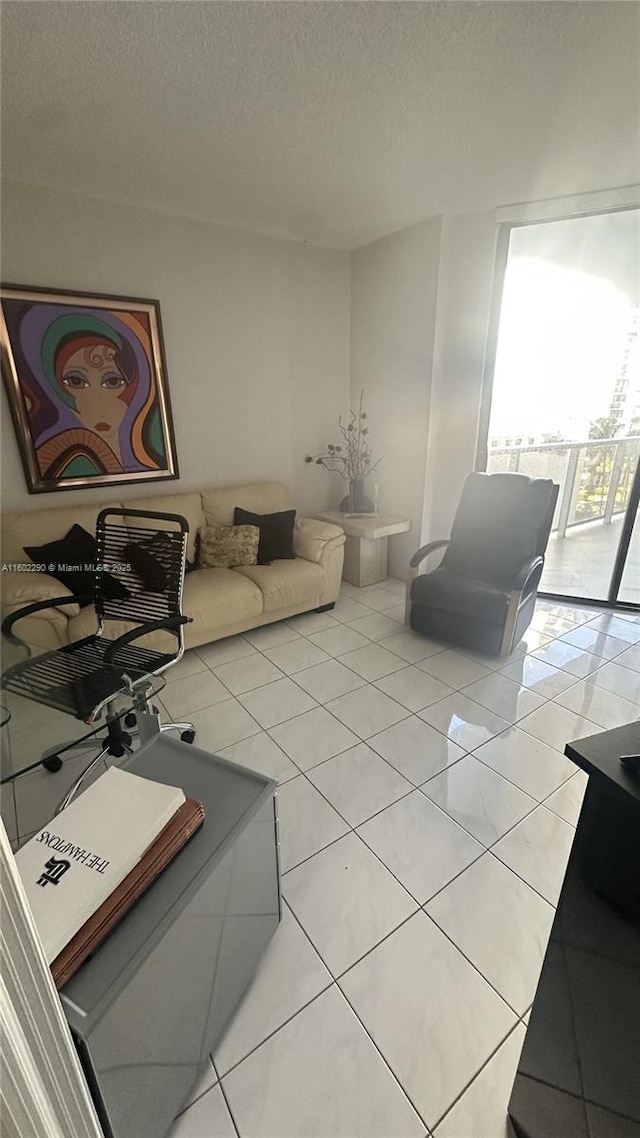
[0,285,179,493]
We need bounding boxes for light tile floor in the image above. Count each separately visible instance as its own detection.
[3,582,640,1137]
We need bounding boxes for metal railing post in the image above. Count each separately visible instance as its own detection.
[604,440,627,523]
[556,447,581,538]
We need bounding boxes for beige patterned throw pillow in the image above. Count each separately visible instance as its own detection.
[198,523,260,569]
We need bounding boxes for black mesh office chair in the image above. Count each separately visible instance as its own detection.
[2,509,196,797]
[408,472,559,657]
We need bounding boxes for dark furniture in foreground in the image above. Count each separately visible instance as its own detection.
[508,720,640,1138]
[408,472,558,656]
[61,732,281,1138]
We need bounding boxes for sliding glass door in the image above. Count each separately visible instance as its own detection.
[478,208,640,608]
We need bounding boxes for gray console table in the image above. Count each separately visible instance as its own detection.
[60,734,281,1138]
[316,511,410,587]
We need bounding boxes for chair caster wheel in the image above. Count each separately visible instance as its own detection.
[180,730,196,744]
[124,712,137,728]
[43,755,63,773]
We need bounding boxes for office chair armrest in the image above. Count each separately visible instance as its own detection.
[2,594,92,645]
[409,540,450,570]
[512,556,544,595]
[103,614,192,665]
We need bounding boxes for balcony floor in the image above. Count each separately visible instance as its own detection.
[541,515,640,603]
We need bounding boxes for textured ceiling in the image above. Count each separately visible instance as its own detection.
[2,1,639,248]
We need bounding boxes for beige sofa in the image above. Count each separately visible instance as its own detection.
[1,481,345,655]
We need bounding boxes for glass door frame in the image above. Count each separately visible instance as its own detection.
[476,210,640,613]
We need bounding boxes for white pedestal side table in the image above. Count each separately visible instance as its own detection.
[316,512,411,587]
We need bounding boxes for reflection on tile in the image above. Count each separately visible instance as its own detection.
[544,770,588,827]
[214,904,331,1076]
[462,673,545,722]
[263,639,332,676]
[326,686,409,739]
[358,791,483,903]
[435,1024,526,1138]
[493,806,575,904]
[309,625,372,657]
[188,699,261,752]
[530,638,606,679]
[585,613,640,644]
[473,726,575,801]
[383,630,445,663]
[340,911,516,1128]
[284,832,417,975]
[223,986,425,1138]
[213,654,285,695]
[218,732,299,783]
[553,680,640,731]
[292,659,365,703]
[589,660,640,704]
[368,716,466,786]
[418,649,492,689]
[518,702,601,753]
[277,775,349,872]
[268,706,359,771]
[375,666,453,713]
[530,611,585,638]
[238,678,317,729]
[195,635,257,668]
[616,644,640,674]
[169,1084,235,1138]
[499,656,576,699]
[338,643,406,682]
[176,1057,217,1115]
[426,855,554,1013]
[307,743,412,827]
[418,693,510,751]
[422,756,536,846]
[162,670,230,717]
[560,625,629,661]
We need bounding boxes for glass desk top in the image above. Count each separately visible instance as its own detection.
[0,668,166,785]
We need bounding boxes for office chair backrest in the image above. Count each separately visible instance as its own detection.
[443,472,559,580]
[94,508,189,626]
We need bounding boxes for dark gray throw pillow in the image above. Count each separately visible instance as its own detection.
[233,507,296,565]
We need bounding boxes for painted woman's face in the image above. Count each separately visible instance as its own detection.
[60,343,129,443]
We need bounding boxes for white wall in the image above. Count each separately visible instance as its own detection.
[351,218,442,576]
[0,182,351,517]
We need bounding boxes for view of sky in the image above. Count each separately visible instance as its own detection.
[490,208,640,444]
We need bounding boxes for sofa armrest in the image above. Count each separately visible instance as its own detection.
[1,572,81,619]
[294,518,345,564]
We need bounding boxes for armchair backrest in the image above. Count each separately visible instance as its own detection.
[443,472,558,581]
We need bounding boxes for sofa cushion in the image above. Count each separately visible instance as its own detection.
[233,507,296,564]
[233,559,324,612]
[25,524,130,606]
[124,492,205,564]
[2,501,123,565]
[203,482,292,526]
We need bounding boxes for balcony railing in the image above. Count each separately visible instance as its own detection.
[487,436,640,537]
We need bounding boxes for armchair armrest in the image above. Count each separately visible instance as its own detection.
[2,593,91,646]
[409,540,450,570]
[512,556,544,594]
[294,518,346,564]
[103,614,191,665]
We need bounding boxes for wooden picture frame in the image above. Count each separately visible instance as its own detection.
[0,285,179,493]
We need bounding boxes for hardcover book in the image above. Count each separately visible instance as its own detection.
[16,766,186,963]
